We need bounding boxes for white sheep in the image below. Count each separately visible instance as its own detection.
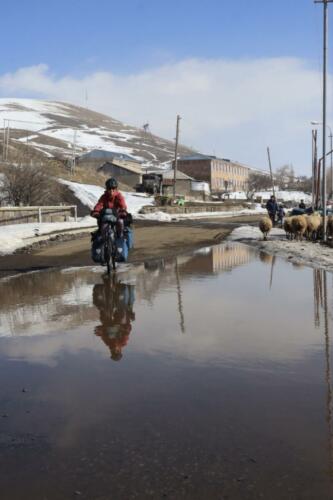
[259,217,273,241]
[283,216,294,240]
[291,215,307,241]
[327,215,333,240]
[306,214,322,241]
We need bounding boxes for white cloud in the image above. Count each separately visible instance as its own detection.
[0,58,327,174]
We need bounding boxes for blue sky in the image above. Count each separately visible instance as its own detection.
[0,0,332,174]
[3,0,324,74]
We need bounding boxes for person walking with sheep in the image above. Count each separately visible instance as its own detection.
[277,204,285,228]
[266,195,278,226]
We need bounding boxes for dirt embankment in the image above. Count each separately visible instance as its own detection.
[0,218,253,279]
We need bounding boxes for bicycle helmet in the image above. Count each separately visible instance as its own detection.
[105,177,118,190]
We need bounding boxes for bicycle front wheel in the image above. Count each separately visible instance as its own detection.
[105,239,112,275]
[106,237,117,274]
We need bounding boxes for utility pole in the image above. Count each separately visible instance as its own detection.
[173,115,181,198]
[5,121,10,162]
[330,131,333,198]
[267,146,276,198]
[311,122,333,202]
[2,120,6,161]
[312,129,318,208]
[315,0,333,241]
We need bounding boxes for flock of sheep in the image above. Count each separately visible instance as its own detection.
[259,213,333,242]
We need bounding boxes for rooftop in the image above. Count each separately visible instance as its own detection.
[79,149,142,163]
[178,153,217,161]
[178,154,267,173]
[163,169,194,180]
[98,160,143,175]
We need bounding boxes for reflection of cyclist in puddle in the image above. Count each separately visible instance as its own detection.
[93,277,135,361]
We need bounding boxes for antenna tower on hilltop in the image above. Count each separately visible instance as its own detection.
[143,122,150,135]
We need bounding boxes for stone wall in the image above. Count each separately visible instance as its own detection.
[140,201,253,215]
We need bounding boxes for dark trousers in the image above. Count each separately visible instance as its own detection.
[98,219,124,238]
[268,212,276,226]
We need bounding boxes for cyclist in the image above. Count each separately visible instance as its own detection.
[91,177,127,231]
[90,178,133,261]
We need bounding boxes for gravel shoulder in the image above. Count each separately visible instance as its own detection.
[229,226,333,271]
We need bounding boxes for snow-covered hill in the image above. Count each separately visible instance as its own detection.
[0,98,195,166]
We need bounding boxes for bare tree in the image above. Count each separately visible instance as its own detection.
[274,164,295,189]
[294,175,312,193]
[1,163,64,206]
[246,172,272,199]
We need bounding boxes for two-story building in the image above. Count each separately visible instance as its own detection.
[173,154,250,193]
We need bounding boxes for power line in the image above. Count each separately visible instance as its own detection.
[2,117,49,161]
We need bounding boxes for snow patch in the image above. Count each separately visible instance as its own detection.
[225,190,311,203]
[0,217,95,256]
[228,225,333,271]
[61,179,155,214]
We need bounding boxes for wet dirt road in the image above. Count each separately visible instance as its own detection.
[0,216,260,279]
[1,242,332,499]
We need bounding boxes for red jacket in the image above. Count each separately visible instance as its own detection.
[91,190,127,217]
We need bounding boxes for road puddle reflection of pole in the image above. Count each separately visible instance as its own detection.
[314,269,333,476]
[259,251,276,290]
[269,256,276,290]
[323,270,333,476]
[314,269,321,327]
[175,257,185,334]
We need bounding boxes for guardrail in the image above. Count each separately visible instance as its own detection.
[0,205,77,225]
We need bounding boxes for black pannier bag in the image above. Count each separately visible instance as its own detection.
[91,231,105,264]
[125,213,133,226]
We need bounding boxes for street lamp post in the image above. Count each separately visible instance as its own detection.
[314,0,333,241]
[312,129,318,208]
[329,129,333,199]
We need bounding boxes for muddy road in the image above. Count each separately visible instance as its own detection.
[0,217,260,278]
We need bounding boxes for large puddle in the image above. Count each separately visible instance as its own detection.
[1,243,333,499]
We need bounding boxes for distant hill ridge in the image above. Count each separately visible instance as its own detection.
[0,98,196,166]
